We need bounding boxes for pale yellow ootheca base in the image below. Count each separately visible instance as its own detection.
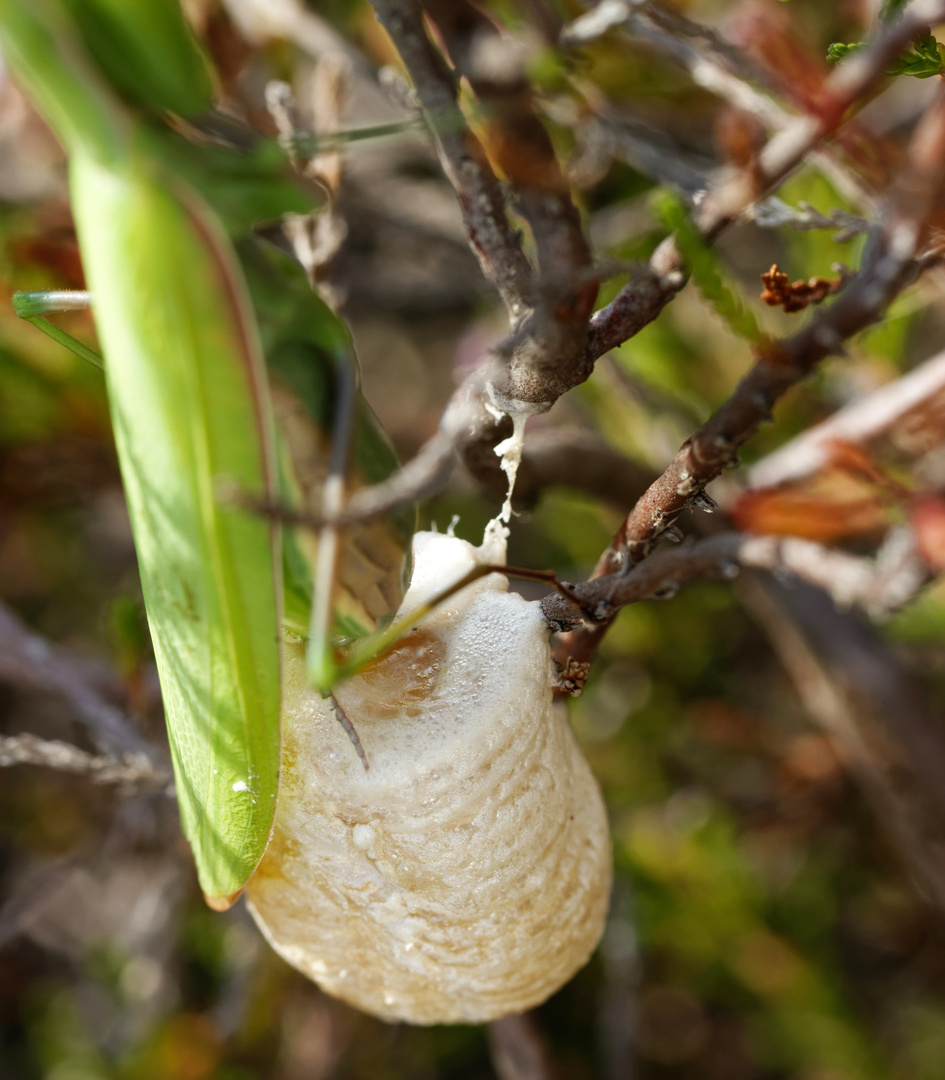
[245,530,612,1025]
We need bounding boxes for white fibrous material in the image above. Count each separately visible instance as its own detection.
[245,530,612,1025]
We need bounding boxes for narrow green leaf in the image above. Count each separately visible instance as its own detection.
[827,31,945,78]
[12,291,103,369]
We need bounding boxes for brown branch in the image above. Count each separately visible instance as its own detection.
[367,0,602,502]
[598,242,914,570]
[418,0,600,476]
[585,247,685,360]
[344,428,459,520]
[611,0,879,210]
[694,0,945,236]
[246,421,652,527]
[542,529,928,632]
[611,0,790,126]
[343,1,944,522]
[370,0,532,320]
[577,14,851,214]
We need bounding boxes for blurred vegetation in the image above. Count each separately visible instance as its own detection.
[2,1,945,1079]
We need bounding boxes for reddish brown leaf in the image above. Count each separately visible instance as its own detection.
[732,487,890,542]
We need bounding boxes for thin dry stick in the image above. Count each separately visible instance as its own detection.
[694,0,945,237]
[0,733,170,794]
[370,0,601,500]
[599,85,945,574]
[417,0,601,411]
[748,345,945,488]
[606,0,880,211]
[370,0,533,320]
[586,0,945,360]
[329,0,945,530]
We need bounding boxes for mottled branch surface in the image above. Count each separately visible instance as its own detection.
[370,0,601,503]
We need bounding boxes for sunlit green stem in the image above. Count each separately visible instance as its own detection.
[290,117,425,155]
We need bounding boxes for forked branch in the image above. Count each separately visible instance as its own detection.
[596,86,945,575]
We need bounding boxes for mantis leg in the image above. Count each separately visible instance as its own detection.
[12,290,103,370]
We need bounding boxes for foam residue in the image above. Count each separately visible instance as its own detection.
[483,387,540,526]
[493,408,529,524]
[401,530,507,611]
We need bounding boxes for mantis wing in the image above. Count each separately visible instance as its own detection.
[71,149,282,906]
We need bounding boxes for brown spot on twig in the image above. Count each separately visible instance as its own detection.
[760,263,843,313]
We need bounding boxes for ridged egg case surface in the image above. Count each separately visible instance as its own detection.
[246,532,612,1024]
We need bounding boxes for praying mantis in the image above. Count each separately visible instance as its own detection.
[1,0,594,921]
[0,0,417,906]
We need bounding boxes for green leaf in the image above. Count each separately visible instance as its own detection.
[826,42,863,64]
[828,31,945,78]
[885,32,945,77]
[15,316,104,369]
[1,0,283,904]
[141,128,314,237]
